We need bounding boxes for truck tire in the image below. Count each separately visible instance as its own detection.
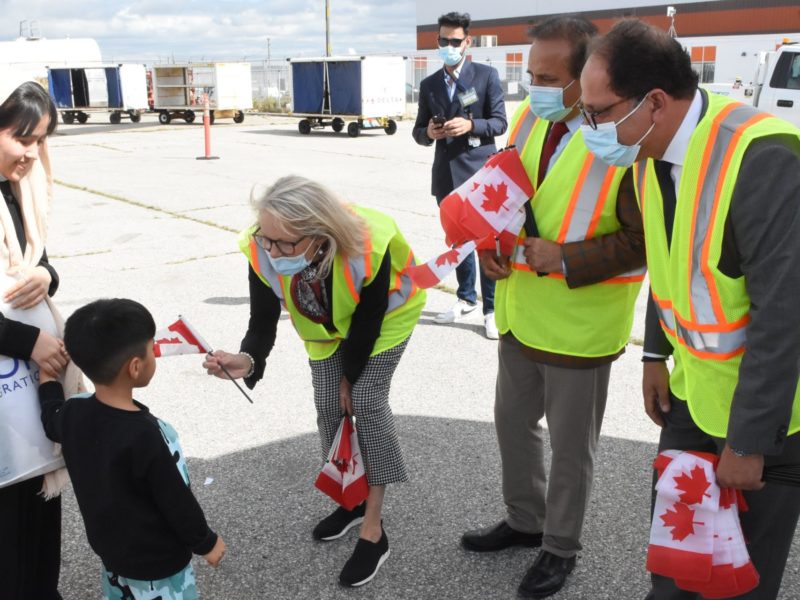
[158,111,171,125]
[184,110,195,124]
[62,113,75,124]
[77,113,89,124]
[347,122,360,137]
[298,119,312,134]
[233,111,245,123]
[332,117,345,132]
[109,112,122,124]
[385,119,397,135]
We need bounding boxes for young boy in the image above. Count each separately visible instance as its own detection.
[38,298,225,599]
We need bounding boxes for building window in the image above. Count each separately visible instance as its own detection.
[506,52,523,82]
[691,46,716,83]
[413,57,427,89]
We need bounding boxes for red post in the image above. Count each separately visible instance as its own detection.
[196,93,219,160]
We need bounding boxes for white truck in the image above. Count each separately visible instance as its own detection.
[749,41,800,127]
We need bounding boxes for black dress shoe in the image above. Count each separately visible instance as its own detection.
[461,520,543,552]
[518,550,576,598]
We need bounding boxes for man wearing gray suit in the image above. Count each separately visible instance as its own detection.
[412,11,507,339]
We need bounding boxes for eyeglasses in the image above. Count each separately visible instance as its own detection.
[252,230,307,255]
[578,97,634,130]
[437,36,465,48]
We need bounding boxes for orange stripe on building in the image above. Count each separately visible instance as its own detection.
[556,154,594,243]
[701,111,769,326]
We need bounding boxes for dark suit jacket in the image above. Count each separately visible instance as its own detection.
[412,60,507,199]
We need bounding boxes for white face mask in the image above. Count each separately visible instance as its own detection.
[529,80,579,122]
[580,94,654,168]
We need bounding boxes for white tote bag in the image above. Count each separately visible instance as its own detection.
[0,272,64,489]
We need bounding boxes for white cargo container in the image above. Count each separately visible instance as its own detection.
[151,62,253,124]
[289,56,405,137]
[47,63,148,124]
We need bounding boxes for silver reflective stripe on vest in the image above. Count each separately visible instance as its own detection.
[387,270,415,312]
[347,254,368,297]
[689,104,758,325]
[254,243,286,304]
[560,156,615,243]
[654,302,676,333]
[674,320,747,354]
[511,108,537,155]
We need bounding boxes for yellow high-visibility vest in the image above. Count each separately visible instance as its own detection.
[634,92,800,437]
[239,205,425,360]
[495,103,644,357]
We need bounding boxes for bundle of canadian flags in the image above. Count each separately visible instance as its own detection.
[647,450,759,598]
[408,147,533,289]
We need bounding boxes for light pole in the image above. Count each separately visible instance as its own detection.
[325,0,332,57]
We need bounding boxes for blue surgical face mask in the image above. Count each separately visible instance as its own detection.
[529,80,578,122]
[580,95,655,168]
[439,45,464,67]
[266,251,311,276]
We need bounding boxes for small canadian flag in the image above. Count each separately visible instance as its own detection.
[439,148,534,247]
[153,316,211,358]
[315,417,369,510]
[407,240,477,289]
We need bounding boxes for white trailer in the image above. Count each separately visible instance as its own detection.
[47,63,148,124]
[289,56,406,137]
[151,62,253,125]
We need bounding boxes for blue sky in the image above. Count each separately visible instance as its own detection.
[1,0,417,61]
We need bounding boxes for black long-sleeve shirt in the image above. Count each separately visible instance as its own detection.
[0,180,60,359]
[38,382,218,580]
[241,251,392,388]
[643,135,800,455]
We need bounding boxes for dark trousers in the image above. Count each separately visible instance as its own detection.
[0,476,62,600]
[435,193,496,313]
[646,397,800,600]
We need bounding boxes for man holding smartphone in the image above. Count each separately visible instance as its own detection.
[412,11,507,339]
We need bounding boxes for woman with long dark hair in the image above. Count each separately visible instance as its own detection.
[0,70,81,599]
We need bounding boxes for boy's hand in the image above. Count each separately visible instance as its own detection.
[32,331,69,380]
[204,536,226,567]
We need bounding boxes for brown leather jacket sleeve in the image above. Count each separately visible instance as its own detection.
[560,169,646,289]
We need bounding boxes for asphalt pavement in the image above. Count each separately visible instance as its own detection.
[44,113,798,599]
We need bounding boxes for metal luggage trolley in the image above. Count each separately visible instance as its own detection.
[151,62,253,125]
[47,63,148,124]
[288,56,405,137]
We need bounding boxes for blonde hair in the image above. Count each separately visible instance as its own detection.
[251,175,367,278]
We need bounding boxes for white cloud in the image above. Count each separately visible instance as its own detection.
[0,0,417,61]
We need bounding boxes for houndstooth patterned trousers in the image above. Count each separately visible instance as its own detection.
[310,338,409,486]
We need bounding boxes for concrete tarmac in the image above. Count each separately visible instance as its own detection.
[42,114,798,599]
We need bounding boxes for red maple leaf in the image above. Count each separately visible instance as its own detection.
[480,182,509,213]
[155,336,182,345]
[660,502,704,541]
[673,465,711,505]
[435,248,460,267]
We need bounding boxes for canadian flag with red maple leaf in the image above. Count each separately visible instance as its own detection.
[647,451,759,598]
[314,417,369,510]
[438,148,534,247]
[406,240,477,289]
[153,316,211,357]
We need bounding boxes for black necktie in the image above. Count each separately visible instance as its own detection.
[654,160,677,247]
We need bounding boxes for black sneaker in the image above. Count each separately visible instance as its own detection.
[339,529,390,587]
[312,503,366,541]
